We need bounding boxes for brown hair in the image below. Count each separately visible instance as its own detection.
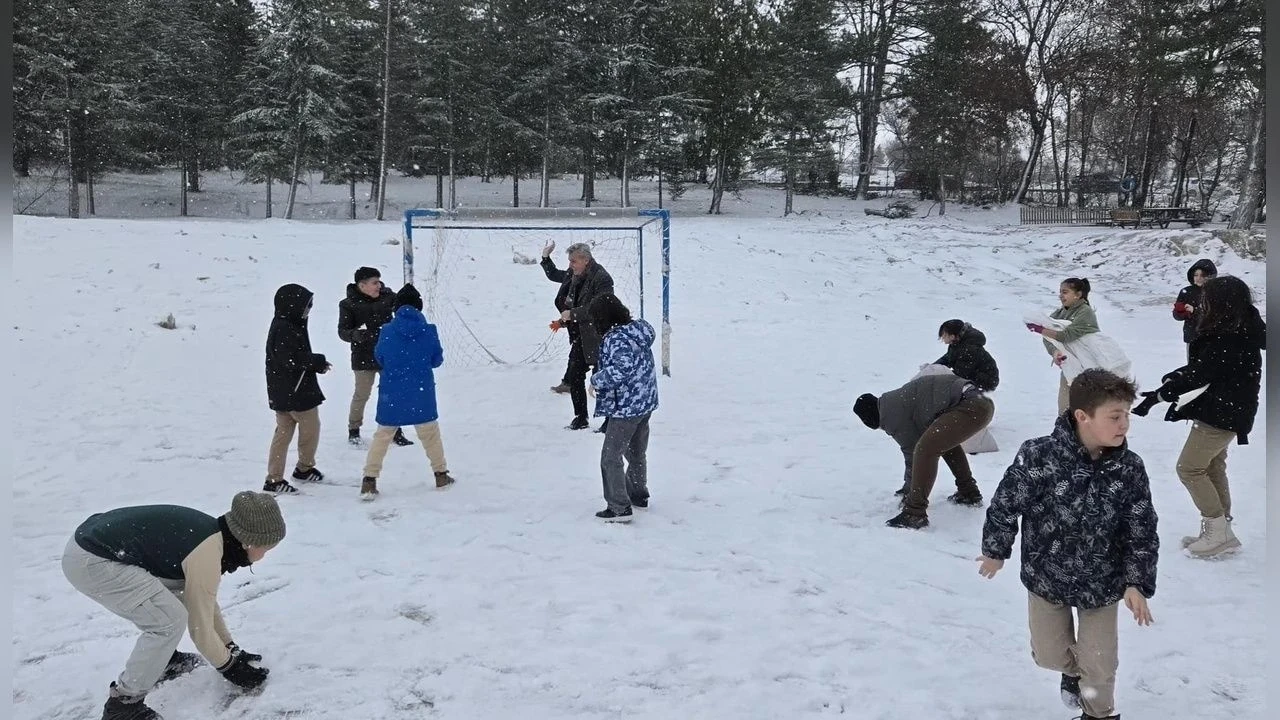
[1069,368,1136,415]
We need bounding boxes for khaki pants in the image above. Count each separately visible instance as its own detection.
[363,422,447,478]
[267,408,319,481]
[1057,374,1071,415]
[348,370,378,430]
[1028,592,1119,718]
[1176,421,1235,518]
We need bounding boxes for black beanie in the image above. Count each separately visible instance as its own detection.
[395,283,423,311]
[354,266,381,284]
[854,393,881,429]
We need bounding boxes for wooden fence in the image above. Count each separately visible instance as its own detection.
[1019,206,1113,226]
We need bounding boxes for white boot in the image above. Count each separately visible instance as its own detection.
[1187,515,1241,557]
[1180,517,1208,549]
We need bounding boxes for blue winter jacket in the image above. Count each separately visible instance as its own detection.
[981,413,1159,609]
[373,306,444,426]
[590,319,659,419]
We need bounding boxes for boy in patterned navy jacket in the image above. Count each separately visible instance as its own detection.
[977,369,1159,720]
[589,294,658,523]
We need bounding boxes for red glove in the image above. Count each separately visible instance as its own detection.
[1026,323,1045,333]
[1174,301,1189,317]
[549,319,562,332]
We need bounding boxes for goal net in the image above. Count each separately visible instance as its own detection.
[402,207,671,375]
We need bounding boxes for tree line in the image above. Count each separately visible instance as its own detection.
[13,0,1265,227]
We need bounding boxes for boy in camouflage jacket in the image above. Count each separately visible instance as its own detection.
[978,369,1159,720]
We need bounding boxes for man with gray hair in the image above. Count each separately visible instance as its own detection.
[542,239,615,429]
[63,491,286,719]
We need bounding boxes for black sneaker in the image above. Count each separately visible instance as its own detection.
[595,507,633,523]
[157,650,203,684]
[102,684,161,720]
[886,511,929,529]
[1060,674,1082,708]
[630,496,649,509]
[550,382,570,394]
[263,478,298,494]
[392,428,414,446]
[348,428,361,445]
[567,416,590,431]
[1076,714,1120,720]
[947,488,984,507]
[292,466,324,483]
[893,483,910,497]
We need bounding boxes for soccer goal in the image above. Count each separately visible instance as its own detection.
[402,206,671,376]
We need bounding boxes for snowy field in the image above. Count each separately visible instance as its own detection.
[11,181,1268,720]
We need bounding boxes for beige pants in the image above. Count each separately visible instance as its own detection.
[1028,592,1119,718]
[363,422,447,478]
[1057,374,1071,415]
[267,408,319,481]
[349,370,378,430]
[1176,421,1235,518]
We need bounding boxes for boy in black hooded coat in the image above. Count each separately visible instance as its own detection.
[264,283,331,493]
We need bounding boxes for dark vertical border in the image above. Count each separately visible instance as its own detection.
[1265,0,1278,694]
[0,0,16,703]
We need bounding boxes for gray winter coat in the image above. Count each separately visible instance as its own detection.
[878,374,973,469]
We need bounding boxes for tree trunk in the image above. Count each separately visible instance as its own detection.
[180,159,189,217]
[265,174,273,219]
[349,177,357,219]
[784,130,796,216]
[540,111,551,208]
[285,126,306,220]
[708,148,727,214]
[87,169,95,216]
[448,149,456,210]
[369,176,379,202]
[1134,107,1159,208]
[436,166,444,209]
[938,173,946,216]
[1076,101,1093,207]
[1060,92,1072,206]
[65,82,80,219]
[376,0,394,221]
[1013,102,1049,204]
[1048,114,1063,207]
[854,1,897,200]
[187,155,201,192]
[512,170,520,208]
[1171,114,1197,208]
[1229,100,1265,229]
[620,126,630,207]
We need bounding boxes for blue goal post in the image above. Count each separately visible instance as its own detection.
[402,206,672,376]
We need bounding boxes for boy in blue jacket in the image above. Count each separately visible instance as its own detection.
[977,369,1158,720]
[359,285,455,499]
[589,294,658,522]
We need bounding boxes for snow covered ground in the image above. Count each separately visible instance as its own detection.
[11,185,1267,720]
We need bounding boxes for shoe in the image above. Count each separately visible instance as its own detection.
[360,477,379,501]
[1181,517,1208,549]
[1187,515,1241,557]
[596,507,633,523]
[102,683,161,720]
[263,478,298,494]
[630,496,649,509]
[885,511,928,529]
[1074,714,1120,720]
[157,650,203,684]
[435,471,455,489]
[567,416,590,431]
[392,428,414,446]
[947,487,984,507]
[1060,673,1081,708]
[893,482,910,497]
[292,466,324,483]
[348,428,361,445]
[550,382,571,394]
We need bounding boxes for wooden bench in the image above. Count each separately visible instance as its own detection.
[1109,208,1144,228]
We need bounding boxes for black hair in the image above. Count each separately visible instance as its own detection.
[1062,277,1091,301]
[590,293,633,335]
[1197,275,1255,336]
[938,319,966,338]
[1069,368,1137,415]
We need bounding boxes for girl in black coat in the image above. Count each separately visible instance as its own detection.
[1134,275,1265,558]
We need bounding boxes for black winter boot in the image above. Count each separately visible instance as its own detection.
[348,428,361,445]
[157,650,203,684]
[947,484,984,507]
[392,428,414,446]
[885,510,929,529]
[102,684,161,720]
[1060,673,1081,708]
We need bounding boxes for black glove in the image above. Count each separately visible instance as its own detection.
[220,650,269,690]
[226,642,262,663]
[1130,391,1160,416]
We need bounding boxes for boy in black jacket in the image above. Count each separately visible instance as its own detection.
[978,369,1158,720]
[264,284,331,493]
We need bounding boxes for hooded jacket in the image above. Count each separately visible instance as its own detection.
[982,413,1159,610]
[933,323,1000,391]
[1159,304,1265,444]
[541,256,615,366]
[337,282,398,370]
[1173,259,1218,344]
[265,284,328,412]
[591,319,659,418]
[374,304,445,426]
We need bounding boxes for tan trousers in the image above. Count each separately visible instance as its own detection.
[1028,592,1119,718]
[363,422,447,478]
[1176,421,1235,518]
[267,408,319,481]
[1057,374,1071,415]
[349,370,378,430]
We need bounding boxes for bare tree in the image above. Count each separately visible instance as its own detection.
[376,0,393,221]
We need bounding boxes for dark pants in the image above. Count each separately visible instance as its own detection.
[601,414,651,512]
[566,340,590,420]
[904,395,995,515]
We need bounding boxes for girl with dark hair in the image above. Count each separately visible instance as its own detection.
[1132,275,1265,558]
[933,319,1000,391]
[1172,259,1217,358]
[1026,277,1100,414]
[588,294,659,522]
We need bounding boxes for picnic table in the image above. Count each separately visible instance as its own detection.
[1109,206,1207,229]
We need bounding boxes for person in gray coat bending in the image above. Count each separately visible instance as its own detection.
[854,374,995,529]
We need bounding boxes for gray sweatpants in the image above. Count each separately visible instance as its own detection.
[600,413,651,513]
[62,539,189,698]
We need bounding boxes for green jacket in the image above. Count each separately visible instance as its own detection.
[1044,301,1099,355]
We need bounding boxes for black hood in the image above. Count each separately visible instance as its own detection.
[957,324,987,347]
[1187,259,1218,284]
[1244,305,1267,349]
[274,283,313,322]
